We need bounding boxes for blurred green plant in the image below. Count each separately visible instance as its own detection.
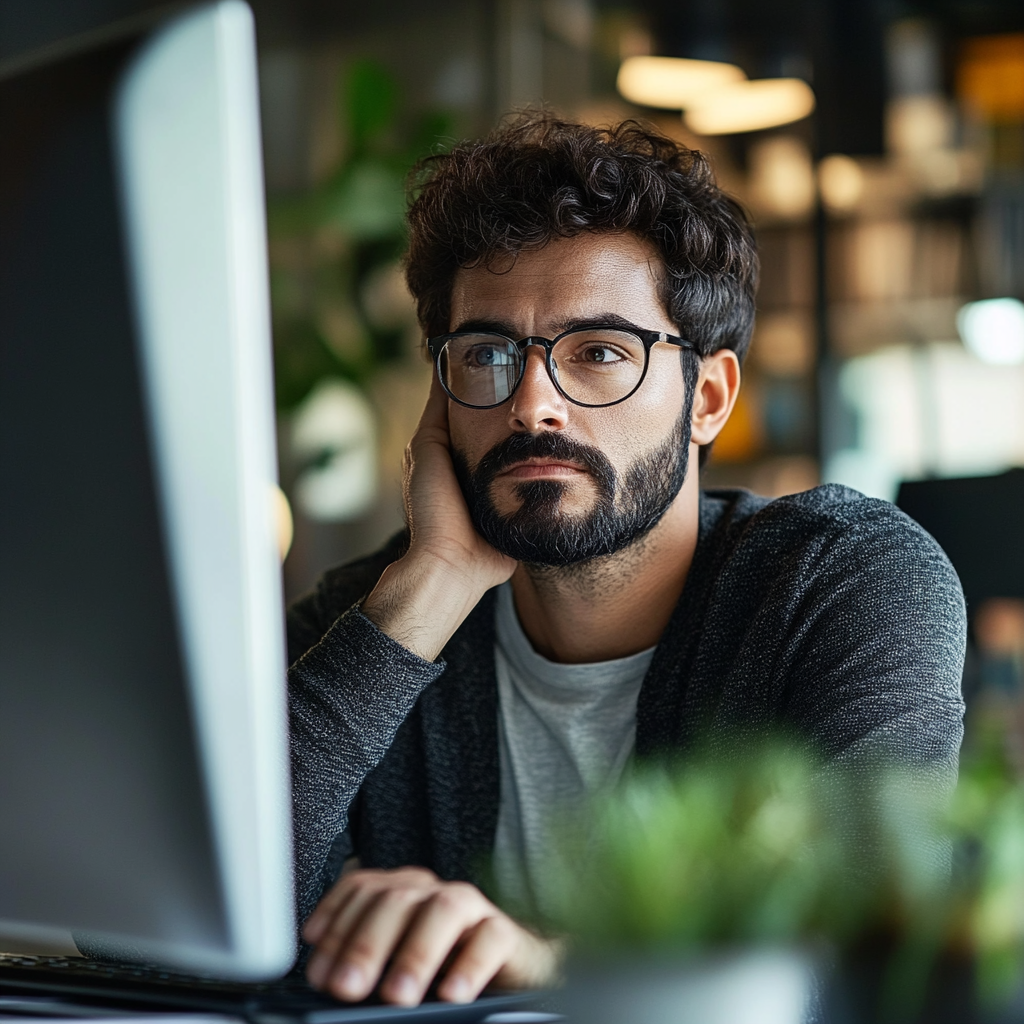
[268,59,456,411]
[946,722,1024,1000]
[535,742,943,950]
[525,730,1024,1018]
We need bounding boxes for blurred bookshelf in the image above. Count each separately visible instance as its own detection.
[250,1,1024,597]
[696,20,1024,507]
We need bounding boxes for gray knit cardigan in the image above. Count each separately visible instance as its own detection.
[286,486,967,923]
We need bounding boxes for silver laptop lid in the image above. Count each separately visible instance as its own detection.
[0,1,294,979]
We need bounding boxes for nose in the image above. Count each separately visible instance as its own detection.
[507,344,569,434]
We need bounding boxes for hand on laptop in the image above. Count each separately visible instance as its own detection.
[302,867,562,1005]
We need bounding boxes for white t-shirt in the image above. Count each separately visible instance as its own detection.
[491,582,655,917]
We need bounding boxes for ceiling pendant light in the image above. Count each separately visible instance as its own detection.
[616,55,746,110]
[684,78,816,135]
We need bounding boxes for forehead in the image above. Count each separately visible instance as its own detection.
[448,231,669,333]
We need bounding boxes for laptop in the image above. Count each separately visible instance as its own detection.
[0,4,551,1021]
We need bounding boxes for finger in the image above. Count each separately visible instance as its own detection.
[306,869,439,985]
[379,884,490,1006]
[323,886,431,1002]
[303,877,361,945]
[491,932,564,990]
[435,915,520,1004]
[404,375,450,485]
[303,867,387,944]
[305,884,381,990]
[413,372,450,441]
[305,867,437,945]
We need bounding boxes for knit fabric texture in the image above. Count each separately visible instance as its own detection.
[286,485,967,924]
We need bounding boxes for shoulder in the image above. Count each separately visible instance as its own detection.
[705,483,950,565]
[689,486,965,767]
[700,484,964,622]
[286,530,409,665]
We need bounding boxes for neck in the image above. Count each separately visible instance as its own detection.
[509,454,701,663]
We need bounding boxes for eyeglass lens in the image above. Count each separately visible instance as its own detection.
[439,329,647,407]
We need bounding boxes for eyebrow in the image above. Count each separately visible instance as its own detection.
[448,317,518,336]
[448,312,649,338]
[551,313,648,335]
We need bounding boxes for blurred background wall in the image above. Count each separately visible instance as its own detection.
[4,1,1024,666]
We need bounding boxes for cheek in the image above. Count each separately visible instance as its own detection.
[448,405,504,467]
[603,363,687,456]
[642,352,688,408]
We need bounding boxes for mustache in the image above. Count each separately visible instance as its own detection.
[471,431,617,488]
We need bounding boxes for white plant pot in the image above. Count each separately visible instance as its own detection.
[553,948,813,1024]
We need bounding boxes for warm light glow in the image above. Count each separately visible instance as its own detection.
[958,298,1024,366]
[885,95,953,155]
[685,78,815,135]
[818,154,865,211]
[957,33,1024,121]
[271,484,293,562]
[749,136,815,219]
[616,55,745,109]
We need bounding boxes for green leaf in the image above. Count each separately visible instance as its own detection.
[343,59,398,153]
[272,320,365,411]
[408,109,458,159]
[323,162,408,240]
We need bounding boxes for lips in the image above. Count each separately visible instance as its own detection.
[461,430,617,493]
[498,458,588,480]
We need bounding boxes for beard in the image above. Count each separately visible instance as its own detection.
[451,409,691,568]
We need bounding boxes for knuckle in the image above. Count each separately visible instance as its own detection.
[390,943,432,977]
[346,867,383,887]
[432,881,480,914]
[450,939,501,984]
[324,912,353,941]
[376,886,421,911]
[313,931,343,957]
[450,880,485,903]
[343,935,380,967]
[479,912,515,943]
[399,866,438,885]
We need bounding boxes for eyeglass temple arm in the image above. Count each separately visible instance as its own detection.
[650,331,697,353]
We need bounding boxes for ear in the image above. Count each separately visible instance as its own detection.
[690,349,741,446]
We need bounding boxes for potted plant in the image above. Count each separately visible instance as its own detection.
[513,735,1024,1024]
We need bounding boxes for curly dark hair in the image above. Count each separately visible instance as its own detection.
[404,112,759,364]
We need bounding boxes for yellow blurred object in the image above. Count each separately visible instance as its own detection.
[958,34,1024,121]
[974,598,1024,657]
[272,484,294,562]
[711,387,762,462]
[750,456,820,498]
[616,55,745,110]
[886,95,954,155]
[685,78,815,135]
[819,155,865,212]
[748,136,815,219]
[753,312,815,377]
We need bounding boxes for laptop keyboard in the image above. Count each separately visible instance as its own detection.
[0,952,315,997]
[0,954,551,1023]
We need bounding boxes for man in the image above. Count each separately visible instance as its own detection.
[287,115,965,1007]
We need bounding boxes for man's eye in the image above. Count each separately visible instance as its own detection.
[579,345,625,364]
[467,346,503,367]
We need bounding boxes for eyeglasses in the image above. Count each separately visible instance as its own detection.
[426,325,696,409]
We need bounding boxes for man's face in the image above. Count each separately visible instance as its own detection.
[447,231,693,567]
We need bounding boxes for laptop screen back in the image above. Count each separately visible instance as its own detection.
[0,1,294,979]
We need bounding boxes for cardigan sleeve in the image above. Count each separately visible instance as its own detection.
[285,534,444,922]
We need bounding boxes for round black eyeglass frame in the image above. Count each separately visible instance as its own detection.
[426,326,697,410]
